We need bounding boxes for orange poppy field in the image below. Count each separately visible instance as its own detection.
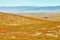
[0,12,60,40]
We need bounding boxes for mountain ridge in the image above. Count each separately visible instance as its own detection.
[0,6,60,13]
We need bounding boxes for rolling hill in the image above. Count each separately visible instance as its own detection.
[0,12,60,40]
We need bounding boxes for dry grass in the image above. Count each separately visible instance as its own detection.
[0,12,60,40]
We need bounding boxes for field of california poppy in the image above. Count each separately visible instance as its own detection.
[0,12,60,40]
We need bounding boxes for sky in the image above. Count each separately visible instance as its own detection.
[0,0,60,6]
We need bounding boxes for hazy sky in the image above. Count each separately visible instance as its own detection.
[0,0,60,6]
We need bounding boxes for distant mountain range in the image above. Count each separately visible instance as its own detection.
[0,6,60,13]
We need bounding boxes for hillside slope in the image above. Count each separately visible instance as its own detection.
[0,12,60,40]
[21,13,60,21]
